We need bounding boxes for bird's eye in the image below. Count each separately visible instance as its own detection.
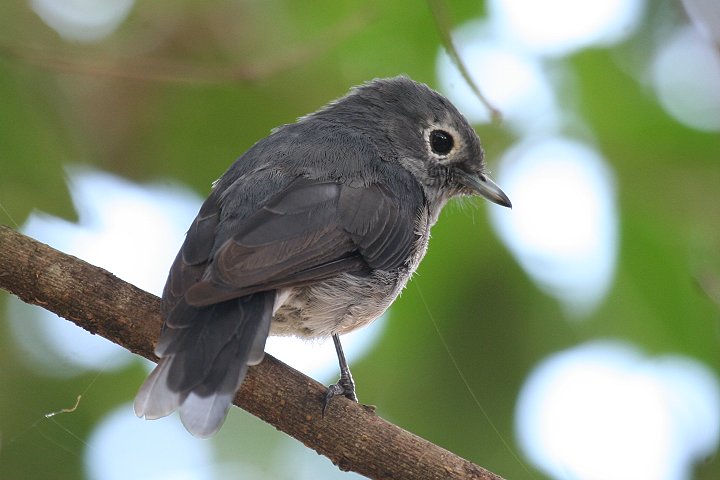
[429,130,454,155]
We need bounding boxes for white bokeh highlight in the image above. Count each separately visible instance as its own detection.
[31,0,134,43]
[436,20,560,133]
[9,167,201,375]
[85,403,214,480]
[515,341,720,480]
[651,26,720,132]
[488,0,646,56]
[488,137,618,316]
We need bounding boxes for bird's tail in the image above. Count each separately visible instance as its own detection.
[134,291,275,438]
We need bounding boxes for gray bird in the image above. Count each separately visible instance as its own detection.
[134,76,511,437]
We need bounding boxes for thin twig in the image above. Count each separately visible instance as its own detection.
[427,0,502,122]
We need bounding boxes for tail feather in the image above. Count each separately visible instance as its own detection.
[133,357,183,420]
[179,391,238,438]
[135,291,275,437]
[179,361,249,438]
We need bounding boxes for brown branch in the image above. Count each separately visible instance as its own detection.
[0,225,505,480]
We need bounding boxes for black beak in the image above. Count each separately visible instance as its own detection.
[457,170,512,208]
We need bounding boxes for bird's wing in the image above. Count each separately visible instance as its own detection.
[170,175,423,310]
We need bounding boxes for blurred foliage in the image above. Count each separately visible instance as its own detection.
[1,1,719,479]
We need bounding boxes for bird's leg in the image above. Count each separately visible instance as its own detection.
[322,333,358,415]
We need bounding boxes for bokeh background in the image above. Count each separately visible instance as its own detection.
[1,1,719,479]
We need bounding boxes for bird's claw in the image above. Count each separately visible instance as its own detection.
[322,371,358,416]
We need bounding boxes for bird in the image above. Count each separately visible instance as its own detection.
[134,76,511,438]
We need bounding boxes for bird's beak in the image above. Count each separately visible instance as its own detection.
[457,170,512,208]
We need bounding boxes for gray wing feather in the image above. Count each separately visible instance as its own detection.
[338,183,418,270]
[184,177,421,307]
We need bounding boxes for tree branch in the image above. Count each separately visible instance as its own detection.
[0,225,505,480]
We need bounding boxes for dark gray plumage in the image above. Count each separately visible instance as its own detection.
[134,76,511,437]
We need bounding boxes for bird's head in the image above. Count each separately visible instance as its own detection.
[343,76,512,210]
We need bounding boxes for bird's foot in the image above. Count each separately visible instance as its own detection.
[322,333,359,416]
[322,368,357,416]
